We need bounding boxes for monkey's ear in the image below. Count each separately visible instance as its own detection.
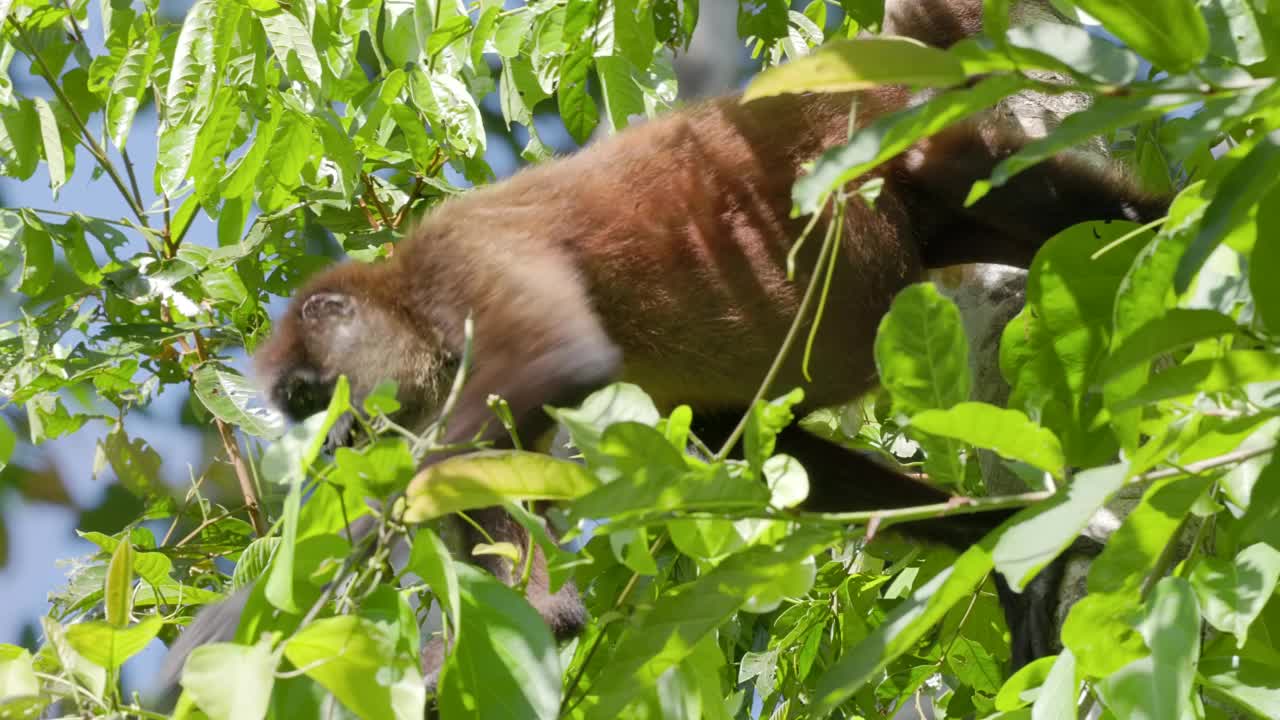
[301,292,355,324]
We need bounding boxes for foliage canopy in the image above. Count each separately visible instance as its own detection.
[0,0,1278,718]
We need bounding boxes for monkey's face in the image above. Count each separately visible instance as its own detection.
[255,286,451,449]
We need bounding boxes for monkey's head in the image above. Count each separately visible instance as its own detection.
[254,261,455,447]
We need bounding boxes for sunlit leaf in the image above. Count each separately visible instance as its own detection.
[1070,0,1208,71]
[1190,542,1280,646]
[405,451,599,523]
[1096,578,1200,719]
[745,37,964,100]
[181,639,277,720]
[437,565,560,720]
[64,615,163,670]
[192,365,285,439]
[909,402,1065,478]
[284,614,424,720]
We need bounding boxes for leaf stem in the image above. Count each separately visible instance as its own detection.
[715,194,842,461]
[189,332,267,536]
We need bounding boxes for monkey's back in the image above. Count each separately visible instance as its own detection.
[397,90,927,413]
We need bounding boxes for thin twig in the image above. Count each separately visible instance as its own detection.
[188,331,267,536]
[715,194,842,460]
[120,148,148,220]
[391,176,426,228]
[361,173,395,227]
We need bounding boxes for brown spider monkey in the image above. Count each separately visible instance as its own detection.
[158,0,1166,698]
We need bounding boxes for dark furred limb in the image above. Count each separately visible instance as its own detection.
[901,121,1170,269]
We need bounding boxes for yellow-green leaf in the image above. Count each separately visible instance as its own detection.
[743,37,965,101]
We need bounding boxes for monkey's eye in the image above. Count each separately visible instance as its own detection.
[276,372,334,421]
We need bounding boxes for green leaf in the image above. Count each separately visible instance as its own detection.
[1003,21,1143,84]
[874,282,970,417]
[1254,185,1280,334]
[414,70,485,159]
[596,55,646,132]
[50,216,101,285]
[16,214,52,296]
[191,365,285,439]
[586,530,838,718]
[380,0,424,66]
[1031,649,1078,719]
[407,528,460,636]
[764,453,810,509]
[1112,351,1280,411]
[104,534,134,627]
[64,615,163,670]
[1089,475,1209,595]
[994,655,1057,711]
[745,37,964,101]
[222,98,281,199]
[260,9,323,88]
[744,388,805,478]
[1016,222,1149,465]
[570,424,770,521]
[993,462,1128,591]
[1200,657,1280,718]
[0,644,39,699]
[191,88,243,208]
[31,97,64,194]
[427,15,471,60]
[736,0,794,43]
[559,44,599,144]
[909,402,1066,478]
[180,639,277,720]
[437,565,560,720]
[232,537,280,591]
[0,416,14,471]
[548,382,660,472]
[388,104,439,173]
[39,617,105,699]
[404,451,599,522]
[263,381,350,614]
[1070,0,1208,71]
[1190,543,1280,646]
[256,110,315,212]
[793,73,1024,215]
[0,101,41,180]
[333,438,416,494]
[101,425,163,497]
[284,615,425,720]
[1202,0,1268,65]
[812,541,995,714]
[1176,132,1280,293]
[1100,308,1239,382]
[165,0,217,122]
[1096,577,1201,720]
[155,119,199,197]
[26,394,87,443]
[107,30,158,149]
